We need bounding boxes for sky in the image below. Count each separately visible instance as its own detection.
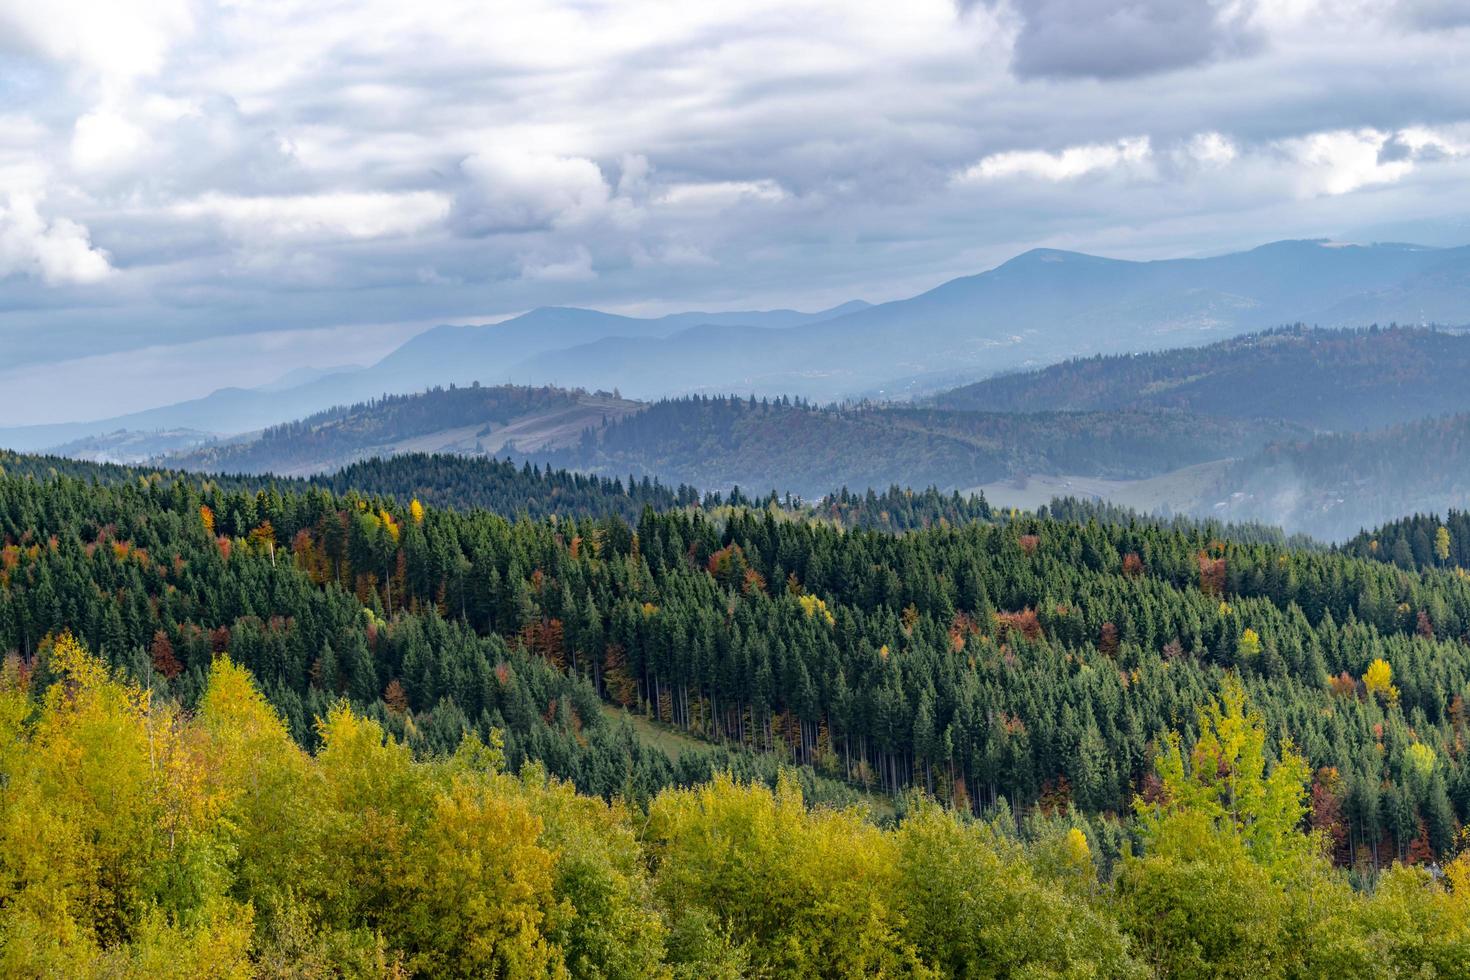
[2,0,1470,424]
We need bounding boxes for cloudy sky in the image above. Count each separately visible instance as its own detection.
[3,0,1470,424]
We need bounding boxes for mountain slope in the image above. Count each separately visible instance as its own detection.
[163,384,640,477]
[933,326,1470,431]
[534,395,1305,497]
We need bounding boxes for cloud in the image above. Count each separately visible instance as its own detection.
[954,137,1153,182]
[1393,0,1470,30]
[656,180,788,208]
[1181,131,1238,166]
[6,0,1470,419]
[172,191,451,242]
[518,245,596,281]
[0,0,192,84]
[70,109,149,174]
[0,194,114,285]
[1279,129,1416,196]
[1006,0,1262,80]
[458,149,613,233]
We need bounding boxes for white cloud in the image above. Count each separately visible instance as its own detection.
[1183,131,1239,166]
[0,0,192,84]
[0,194,114,285]
[172,191,451,241]
[954,137,1154,183]
[1279,129,1415,196]
[459,149,612,232]
[518,245,596,281]
[70,109,149,174]
[657,180,787,208]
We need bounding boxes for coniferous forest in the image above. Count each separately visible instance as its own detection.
[1,455,1469,975]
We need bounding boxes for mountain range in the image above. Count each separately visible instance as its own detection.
[5,238,1470,453]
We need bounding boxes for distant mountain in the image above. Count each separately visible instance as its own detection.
[45,428,217,466]
[1195,413,1470,542]
[11,238,1470,450]
[932,326,1470,431]
[254,364,363,393]
[493,240,1470,400]
[0,302,865,451]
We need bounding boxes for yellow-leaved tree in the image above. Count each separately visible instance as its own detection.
[0,634,253,978]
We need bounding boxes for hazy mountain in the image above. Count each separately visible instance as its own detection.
[0,302,866,451]
[142,381,1301,497]
[448,240,1470,401]
[932,326,1470,431]
[44,428,218,466]
[9,238,1470,450]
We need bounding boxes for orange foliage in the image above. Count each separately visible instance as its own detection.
[1327,671,1358,698]
[150,629,182,680]
[995,608,1043,642]
[1198,551,1227,596]
[384,678,409,715]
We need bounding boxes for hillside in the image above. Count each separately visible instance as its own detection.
[0,302,866,452]
[3,460,1470,973]
[164,384,640,477]
[934,325,1470,431]
[535,395,1305,497]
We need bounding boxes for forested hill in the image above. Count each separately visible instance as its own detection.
[163,383,639,477]
[5,463,1470,971]
[934,326,1470,431]
[5,465,1470,860]
[535,394,1303,498]
[0,448,689,523]
[1201,412,1470,541]
[1,448,993,533]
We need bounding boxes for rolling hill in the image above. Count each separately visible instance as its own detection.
[163,384,641,477]
[496,240,1470,401]
[933,325,1470,430]
[149,384,1304,499]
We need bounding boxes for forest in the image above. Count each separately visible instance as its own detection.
[535,394,1301,497]
[2,456,1470,973]
[167,384,593,475]
[1345,510,1470,572]
[4,636,1468,977]
[935,325,1470,431]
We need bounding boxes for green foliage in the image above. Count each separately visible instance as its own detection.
[538,393,1302,498]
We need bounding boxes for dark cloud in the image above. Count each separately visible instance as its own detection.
[1007,0,1262,80]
